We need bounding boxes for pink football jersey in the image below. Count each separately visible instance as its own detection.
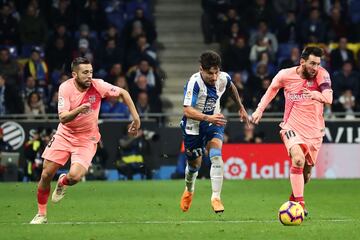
[278,66,331,138]
[56,78,121,141]
[259,66,331,139]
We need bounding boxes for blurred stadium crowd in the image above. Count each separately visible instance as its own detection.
[0,0,360,121]
[0,0,162,119]
[202,0,360,119]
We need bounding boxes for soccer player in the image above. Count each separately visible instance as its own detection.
[251,47,333,216]
[30,57,141,224]
[180,50,249,213]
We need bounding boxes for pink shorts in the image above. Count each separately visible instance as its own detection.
[42,133,97,170]
[279,129,323,166]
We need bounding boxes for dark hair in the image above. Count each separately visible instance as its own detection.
[71,57,91,71]
[199,50,221,70]
[27,91,41,105]
[300,47,324,60]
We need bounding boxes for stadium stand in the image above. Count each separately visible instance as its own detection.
[0,0,162,119]
[199,0,360,117]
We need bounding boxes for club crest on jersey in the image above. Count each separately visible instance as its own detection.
[89,95,96,103]
[306,80,314,87]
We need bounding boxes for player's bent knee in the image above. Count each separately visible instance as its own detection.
[292,155,305,168]
[187,164,200,173]
[67,173,83,184]
[40,171,54,182]
[188,162,201,170]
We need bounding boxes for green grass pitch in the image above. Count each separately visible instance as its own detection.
[0,179,359,240]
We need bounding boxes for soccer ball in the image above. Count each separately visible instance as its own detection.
[278,201,304,226]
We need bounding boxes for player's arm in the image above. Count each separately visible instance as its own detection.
[251,72,283,124]
[183,106,226,126]
[58,103,91,124]
[57,84,91,124]
[303,83,333,104]
[93,79,140,135]
[118,88,141,135]
[183,79,226,126]
[228,82,250,126]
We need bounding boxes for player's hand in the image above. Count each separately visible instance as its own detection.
[209,113,227,126]
[302,88,322,101]
[78,102,91,113]
[251,110,263,125]
[302,88,314,99]
[238,107,250,127]
[128,118,141,136]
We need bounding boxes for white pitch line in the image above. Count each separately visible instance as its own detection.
[0,219,356,225]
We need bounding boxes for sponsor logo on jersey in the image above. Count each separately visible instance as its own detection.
[288,93,308,101]
[204,98,216,112]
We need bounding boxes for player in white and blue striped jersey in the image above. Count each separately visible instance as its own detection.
[179,51,250,213]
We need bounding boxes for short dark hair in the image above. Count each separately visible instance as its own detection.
[71,57,91,71]
[300,47,324,60]
[199,50,221,70]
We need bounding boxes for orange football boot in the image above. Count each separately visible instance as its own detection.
[180,189,193,212]
[211,198,224,213]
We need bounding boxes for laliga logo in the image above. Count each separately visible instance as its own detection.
[224,157,247,179]
[224,157,291,179]
[1,121,25,150]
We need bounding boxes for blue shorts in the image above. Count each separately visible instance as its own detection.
[181,123,224,161]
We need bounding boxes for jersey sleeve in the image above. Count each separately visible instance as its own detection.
[58,83,71,114]
[183,80,200,107]
[316,68,332,90]
[92,79,122,98]
[256,70,284,113]
[225,72,232,89]
[271,70,285,89]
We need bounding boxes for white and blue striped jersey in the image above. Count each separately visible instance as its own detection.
[181,71,232,135]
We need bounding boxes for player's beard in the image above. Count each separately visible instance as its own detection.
[75,77,91,90]
[302,66,316,80]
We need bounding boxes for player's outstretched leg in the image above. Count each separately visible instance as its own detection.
[51,173,68,203]
[180,164,199,212]
[30,160,60,224]
[209,148,224,213]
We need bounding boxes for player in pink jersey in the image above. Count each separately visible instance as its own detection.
[251,47,333,216]
[30,57,141,224]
